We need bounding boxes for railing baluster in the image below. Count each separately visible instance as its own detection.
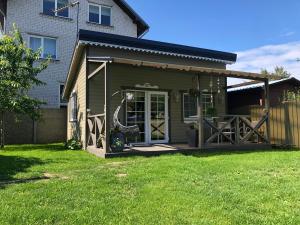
[88,113,105,149]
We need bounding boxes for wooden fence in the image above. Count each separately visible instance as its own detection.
[4,109,67,144]
[230,101,300,148]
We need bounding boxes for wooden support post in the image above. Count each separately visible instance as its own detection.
[104,63,111,153]
[197,74,204,148]
[33,120,37,144]
[235,116,240,144]
[264,79,271,143]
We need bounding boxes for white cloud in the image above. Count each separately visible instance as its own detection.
[281,31,295,37]
[228,41,300,84]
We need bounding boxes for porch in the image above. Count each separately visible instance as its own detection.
[87,143,272,158]
[85,57,275,157]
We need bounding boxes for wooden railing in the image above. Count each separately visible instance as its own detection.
[87,113,105,149]
[203,113,269,145]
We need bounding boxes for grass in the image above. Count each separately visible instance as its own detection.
[0,144,299,225]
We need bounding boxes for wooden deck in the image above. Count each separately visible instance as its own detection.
[87,143,272,158]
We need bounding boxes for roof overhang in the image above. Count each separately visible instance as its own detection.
[63,44,277,99]
[80,40,235,65]
[78,30,237,64]
[227,77,300,92]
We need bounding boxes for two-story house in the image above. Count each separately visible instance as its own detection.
[1,0,148,143]
[2,0,148,108]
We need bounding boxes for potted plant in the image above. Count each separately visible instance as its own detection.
[206,107,217,117]
[186,123,198,147]
[189,88,200,97]
[110,127,125,152]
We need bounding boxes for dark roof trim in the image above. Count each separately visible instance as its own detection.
[228,77,300,92]
[79,30,237,63]
[113,0,149,37]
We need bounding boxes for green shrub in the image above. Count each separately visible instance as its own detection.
[65,139,82,150]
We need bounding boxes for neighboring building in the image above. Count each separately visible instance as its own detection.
[1,0,148,144]
[3,0,148,108]
[227,77,300,111]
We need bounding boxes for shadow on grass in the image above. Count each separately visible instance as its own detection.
[183,148,300,158]
[109,148,300,159]
[0,155,47,189]
[3,143,67,152]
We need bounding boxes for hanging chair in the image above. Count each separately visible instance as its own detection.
[113,98,140,137]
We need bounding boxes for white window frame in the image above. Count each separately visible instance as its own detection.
[42,0,70,18]
[88,3,112,26]
[59,84,67,107]
[28,35,58,60]
[182,93,214,122]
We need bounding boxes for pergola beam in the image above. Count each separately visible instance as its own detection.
[87,56,279,81]
[88,62,107,80]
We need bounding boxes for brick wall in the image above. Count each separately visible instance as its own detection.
[6,0,138,108]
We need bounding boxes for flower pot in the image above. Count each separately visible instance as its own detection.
[110,132,125,152]
[186,127,199,147]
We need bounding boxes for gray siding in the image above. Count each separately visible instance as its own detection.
[87,63,226,143]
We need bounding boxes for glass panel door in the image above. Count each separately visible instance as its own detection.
[149,92,168,143]
[125,91,146,144]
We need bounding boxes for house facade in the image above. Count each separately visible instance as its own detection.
[63,29,276,157]
[3,0,148,108]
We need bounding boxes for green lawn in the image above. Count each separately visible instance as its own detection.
[0,144,299,225]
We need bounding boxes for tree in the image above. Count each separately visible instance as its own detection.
[0,25,49,148]
[261,66,291,79]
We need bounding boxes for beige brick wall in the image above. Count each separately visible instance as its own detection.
[6,0,138,108]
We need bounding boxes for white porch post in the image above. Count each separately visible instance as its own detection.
[197,74,204,148]
[104,63,111,153]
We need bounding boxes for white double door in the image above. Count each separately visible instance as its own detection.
[126,90,169,144]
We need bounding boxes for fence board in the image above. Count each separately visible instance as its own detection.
[231,101,300,148]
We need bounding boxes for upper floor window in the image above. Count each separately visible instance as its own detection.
[43,0,69,18]
[88,3,112,26]
[29,35,57,59]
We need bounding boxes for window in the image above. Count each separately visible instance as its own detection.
[69,92,77,122]
[43,0,69,18]
[183,94,197,120]
[202,94,214,116]
[59,84,67,107]
[88,4,112,26]
[29,35,57,59]
[183,93,214,120]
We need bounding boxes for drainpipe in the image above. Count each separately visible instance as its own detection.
[0,8,5,34]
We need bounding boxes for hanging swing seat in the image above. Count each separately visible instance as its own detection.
[113,98,140,137]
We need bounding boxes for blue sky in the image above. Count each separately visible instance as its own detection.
[127,0,300,82]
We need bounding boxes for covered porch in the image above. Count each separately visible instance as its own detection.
[86,57,277,157]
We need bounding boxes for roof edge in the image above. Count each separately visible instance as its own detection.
[113,0,149,37]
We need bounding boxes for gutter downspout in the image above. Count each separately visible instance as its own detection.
[0,8,6,34]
